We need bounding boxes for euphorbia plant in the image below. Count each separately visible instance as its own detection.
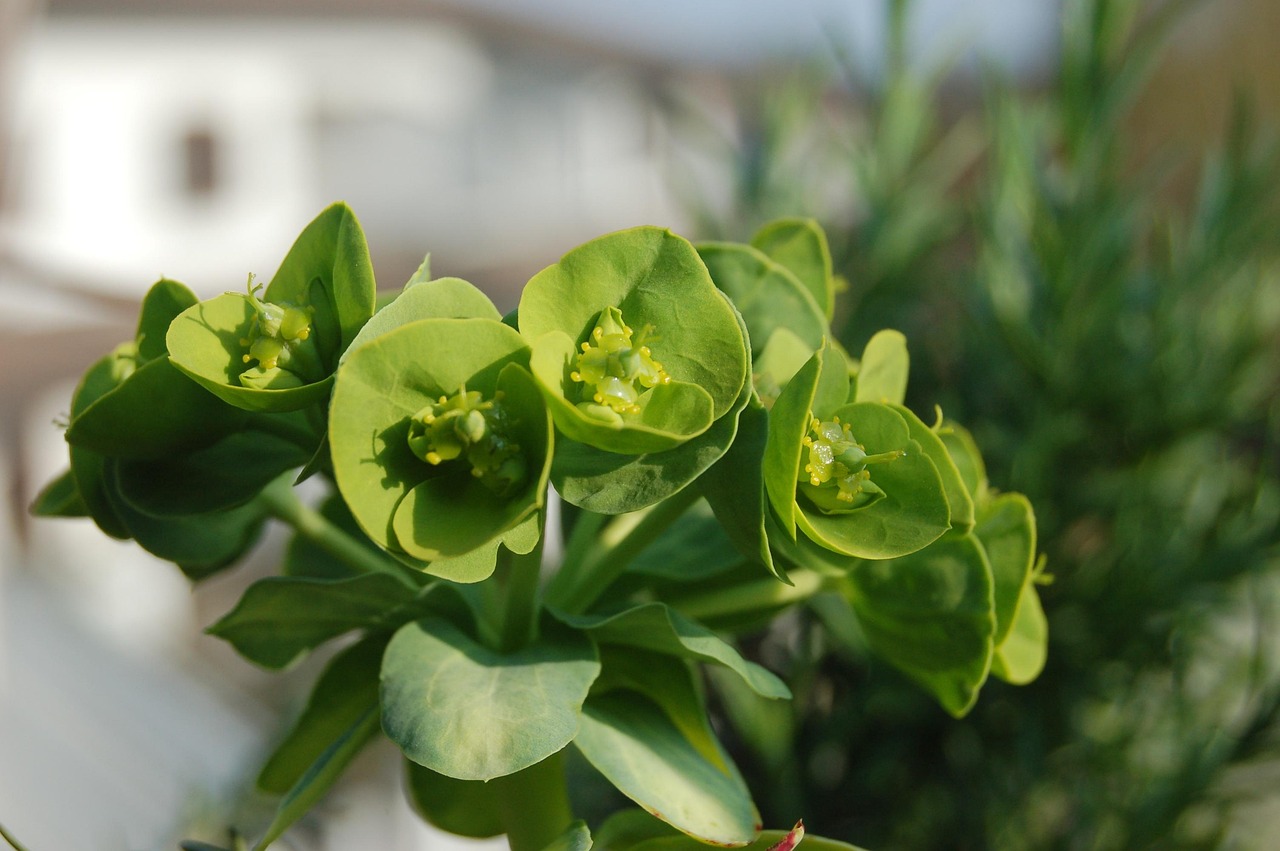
[32,204,1047,851]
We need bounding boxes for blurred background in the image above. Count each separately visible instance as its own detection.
[2,0,1279,849]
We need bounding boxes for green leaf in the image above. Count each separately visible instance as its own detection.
[795,403,951,560]
[991,580,1047,685]
[167,293,335,413]
[844,533,995,716]
[343,276,500,364]
[556,603,788,699]
[114,427,313,517]
[763,350,822,538]
[29,467,87,518]
[266,201,377,356]
[207,573,419,669]
[937,419,988,504]
[973,493,1036,647]
[102,460,265,579]
[698,393,778,576]
[381,616,599,780]
[541,821,592,851]
[405,761,504,839]
[853,329,910,406]
[329,318,545,563]
[65,356,246,460]
[696,242,827,357]
[593,810,682,851]
[391,364,551,566]
[751,217,836,319]
[889,404,974,534]
[67,352,131,539]
[520,228,748,454]
[257,636,386,795]
[284,493,372,579]
[253,706,381,851]
[573,691,759,846]
[135,278,198,362]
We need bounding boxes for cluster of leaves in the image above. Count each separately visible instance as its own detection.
[675,0,1280,847]
[34,200,1042,850]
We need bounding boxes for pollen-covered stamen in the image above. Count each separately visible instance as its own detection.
[570,306,671,417]
[238,274,316,373]
[406,387,527,497]
[801,415,903,504]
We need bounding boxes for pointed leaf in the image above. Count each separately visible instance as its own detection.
[542,822,592,851]
[257,636,386,794]
[30,467,87,518]
[574,691,759,846]
[844,533,995,716]
[208,573,419,669]
[135,278,198,362]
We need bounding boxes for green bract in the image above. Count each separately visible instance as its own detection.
[329,317,552,581]
[167,202,376,412]
[763,341,951,561]
[520,227,749,455]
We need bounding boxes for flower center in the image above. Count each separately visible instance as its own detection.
[407,386,527,497]
[800,415,903,508]
[570,306,670,418]
[238,275,318,383]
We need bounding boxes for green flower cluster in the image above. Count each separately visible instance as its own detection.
[32,206,1046,851]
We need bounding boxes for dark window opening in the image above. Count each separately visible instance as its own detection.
[182,127,218,197]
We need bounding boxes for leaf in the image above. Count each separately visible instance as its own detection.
[520,228,749,453]
[696,242,827,357]
[844,533,995,716]
[343,276,500,364]
[329,318,540,556]
[381,616,599,780]
[751,217,836,319]
[65,356,246,459]
[937,419,987,502]
[541,821,592,851]
[889,404,974,535]
[253,706,381,851]
[29,467,87,518]
[135,278,198,362]
[405,761,504,839]
[629,499,744,582]
[114,427,312,517]
[102,460,265,579]
[593,809,682,851]
[257,636,386,794]
[698,392,778,576]
[973,493,1036,647]
[556,603,789,699]
[391,364,551,567]
[853,330,909,406]
[795,403,951,560]
[573,691,759,847]
[207,573,419,669]
[167,292,336,413]
[991,581,1047,685]
[67,352,131,539]
[265,201,377,356]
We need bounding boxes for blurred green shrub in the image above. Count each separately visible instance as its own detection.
[673,0,1280,847]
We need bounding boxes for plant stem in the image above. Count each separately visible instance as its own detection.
[0,824,31,851]
[498,524,545,653]
[670,567,827,623]
[551,485,701,614]
[257,475,420,591]
[489,752,574,851]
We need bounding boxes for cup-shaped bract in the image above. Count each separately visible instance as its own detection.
[329,317,552,579]
[764,342,952,560]
[167,203,377,412]
[519,227,749,455]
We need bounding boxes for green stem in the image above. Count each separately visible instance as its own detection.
[258,475,420,591]
[490,752,574,851]
[0,824,31,851]
[499,525,545,653]
[552,485,700,614]
[670,568,827,623]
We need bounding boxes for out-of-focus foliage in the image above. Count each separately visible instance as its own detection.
[675,0,1280,847]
